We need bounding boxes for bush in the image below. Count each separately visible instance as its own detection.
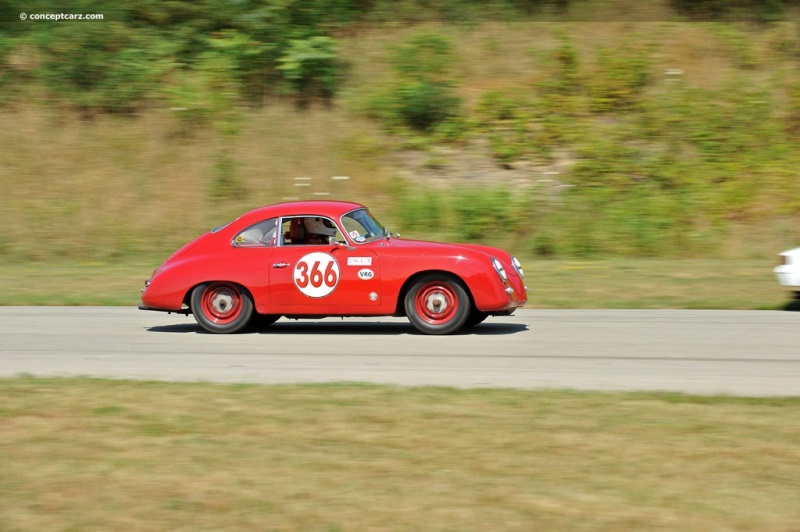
[278,35,340,106]
[670,0,789,22]
[392,181,526,249]
[393,80,460,131]
[588,40,653,113]
[367,32,462,133]
[35,23,171,114]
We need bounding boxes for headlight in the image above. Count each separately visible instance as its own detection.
[512,256,524,278]
[492,258,508,283]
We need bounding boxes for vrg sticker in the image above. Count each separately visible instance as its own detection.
[294,252,340,298]
[358,268,374,280]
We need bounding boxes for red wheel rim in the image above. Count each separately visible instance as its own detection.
[200,282,242,325]
[414,281,458,325]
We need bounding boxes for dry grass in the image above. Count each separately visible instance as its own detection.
[1,378,799,530]
[0,103,393,262]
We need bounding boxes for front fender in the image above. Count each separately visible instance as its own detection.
[380,252,524,314]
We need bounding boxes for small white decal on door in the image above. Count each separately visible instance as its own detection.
[347,257,372,266]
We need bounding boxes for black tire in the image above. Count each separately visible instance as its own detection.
[191,282,254,334]
[250,314,281,330]
[404,274,470,335]
[464,309,489,328]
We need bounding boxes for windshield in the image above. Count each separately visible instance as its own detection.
[341,209,386,244]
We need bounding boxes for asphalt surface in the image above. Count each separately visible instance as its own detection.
[1,307,798,396]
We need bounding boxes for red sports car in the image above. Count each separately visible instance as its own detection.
[140,201,527,334]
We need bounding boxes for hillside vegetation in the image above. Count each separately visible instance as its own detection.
[1,0,800,262]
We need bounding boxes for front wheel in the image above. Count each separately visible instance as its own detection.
[464,309,489,328]
[404,274,470,335]
[191,282,254,334]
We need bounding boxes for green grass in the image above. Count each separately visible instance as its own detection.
[527,258,791,310]
[1,378,798,530]
[0,258,791,309]
[0,260,158,306]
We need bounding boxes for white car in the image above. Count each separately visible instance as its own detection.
[774,248,800,297]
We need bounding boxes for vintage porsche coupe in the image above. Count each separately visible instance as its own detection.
[140,201,527,334]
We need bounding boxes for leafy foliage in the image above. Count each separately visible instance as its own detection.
[366,32,462,132]
[278,36,339,105]
[669,0,794,22]
[34,23,171,113]
[588,39,654,113]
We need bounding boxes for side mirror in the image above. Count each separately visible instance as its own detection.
[332,241,356,252]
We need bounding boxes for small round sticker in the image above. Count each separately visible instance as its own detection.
[294,252,340,298]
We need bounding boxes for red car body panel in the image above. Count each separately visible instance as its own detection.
[141,201,527,320]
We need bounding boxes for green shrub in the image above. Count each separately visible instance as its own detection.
[278,35,340,105]
[475,90,537,163]
[35,23,170,114]
[537,33,583,96]
[367,32,462,133]
[670,0,789,22]
[392,32,458,83]
[449,187,515,241]
[588,40,653,113]
[393,80,461,132]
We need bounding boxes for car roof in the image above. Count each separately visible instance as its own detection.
[238,200,366,225]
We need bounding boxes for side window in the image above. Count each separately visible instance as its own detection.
[341,216,368,243]
[280,216,345,246]
[232,218,278,247]
[341,210,384,243]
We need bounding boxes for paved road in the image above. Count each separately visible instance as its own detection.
[1,307,798,396]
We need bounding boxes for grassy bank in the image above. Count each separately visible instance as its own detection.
[2,20,800,264]
[0,258,791,309]
[1,378,798,530]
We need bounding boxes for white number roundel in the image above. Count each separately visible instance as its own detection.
[293,252,340,298]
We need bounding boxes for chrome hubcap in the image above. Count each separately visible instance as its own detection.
[425,291,449,315]
[211,292,235,315]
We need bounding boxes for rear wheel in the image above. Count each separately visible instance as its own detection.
[404,274,470,335]
[191,282,253,334]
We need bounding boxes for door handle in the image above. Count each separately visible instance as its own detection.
[273,262,290,269]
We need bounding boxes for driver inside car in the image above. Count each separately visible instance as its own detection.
[304,217,337,245]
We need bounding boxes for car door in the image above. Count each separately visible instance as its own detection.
[269,220,381,310]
